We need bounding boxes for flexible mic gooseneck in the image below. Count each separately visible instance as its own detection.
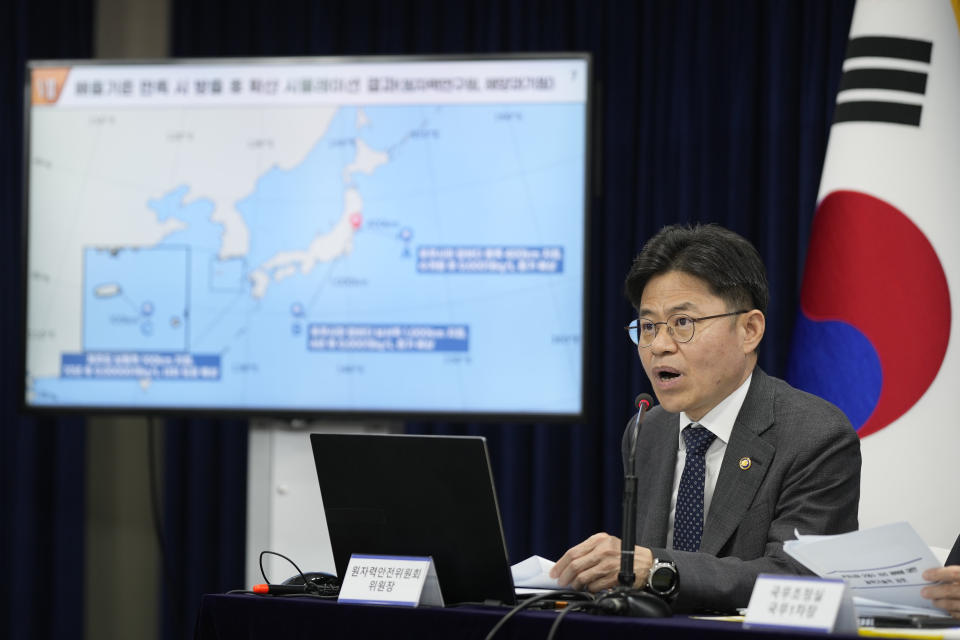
[591,392,670,618]
[618,393,653,588]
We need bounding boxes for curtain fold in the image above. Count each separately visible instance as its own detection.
[161,418,248,640]
[1,1,93,638]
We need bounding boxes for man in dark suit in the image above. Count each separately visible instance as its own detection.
[551,224,861,613]
[922,534,960,618]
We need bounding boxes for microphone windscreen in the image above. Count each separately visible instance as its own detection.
[634,393,654,410]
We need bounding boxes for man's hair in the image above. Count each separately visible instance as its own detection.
[624,224,769,314]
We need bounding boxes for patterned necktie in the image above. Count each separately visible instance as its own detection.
[673,424,717,552]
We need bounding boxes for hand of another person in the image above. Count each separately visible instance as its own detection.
[549,532,653,592]
[922,566,960,619]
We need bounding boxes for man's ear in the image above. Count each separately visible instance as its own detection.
[741,310,765,353]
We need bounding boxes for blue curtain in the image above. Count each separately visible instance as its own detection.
[2,1,857,638]
[161,418,247,640]
[1,1,92,639]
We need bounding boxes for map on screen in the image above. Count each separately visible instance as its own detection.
[24,57,588,416]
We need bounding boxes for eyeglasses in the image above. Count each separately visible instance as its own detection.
[625,310,749,347]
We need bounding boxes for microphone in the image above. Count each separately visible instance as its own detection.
[590,392,672,618]
[624,394,653,475]
[619,393,653,587]
[253,572,341,596]
[252,583,308,595]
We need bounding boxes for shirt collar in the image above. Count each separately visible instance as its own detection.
[678,373,753,449]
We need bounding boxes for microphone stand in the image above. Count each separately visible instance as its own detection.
[618,396,645,588]
[593,394,671,618]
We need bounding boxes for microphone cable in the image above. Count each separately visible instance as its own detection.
[259,549,306,585]
[545,600,600,640]
[483,590,594,640]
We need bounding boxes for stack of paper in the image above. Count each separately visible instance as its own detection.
[783,522,949,618]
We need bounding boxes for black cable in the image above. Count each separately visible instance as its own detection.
[283,592,340,599]
[483,591,592,640]
[259,549,309,585]
[545,602,595,640]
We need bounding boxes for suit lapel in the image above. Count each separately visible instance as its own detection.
[699,370,776,556]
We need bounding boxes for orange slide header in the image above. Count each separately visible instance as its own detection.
[31,67,70,105]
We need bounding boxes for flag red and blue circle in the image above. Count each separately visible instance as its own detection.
[787,190,951,437]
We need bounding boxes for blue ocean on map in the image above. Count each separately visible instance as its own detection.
[33,103,587,413]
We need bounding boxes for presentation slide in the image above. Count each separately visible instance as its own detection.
[24,56,589,417]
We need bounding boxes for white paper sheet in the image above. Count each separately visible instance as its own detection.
[783,521,948,616]
[511,555,560,590]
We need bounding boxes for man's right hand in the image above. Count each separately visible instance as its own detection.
[549,532,653,592]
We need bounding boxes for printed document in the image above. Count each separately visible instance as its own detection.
[784,521,948,617]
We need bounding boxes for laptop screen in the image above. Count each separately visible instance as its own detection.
[310,433,516,605]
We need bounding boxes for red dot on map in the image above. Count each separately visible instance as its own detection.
[350,212,363,229]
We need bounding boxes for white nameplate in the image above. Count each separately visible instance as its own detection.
[744,574,856,634]
[338,554,444,607]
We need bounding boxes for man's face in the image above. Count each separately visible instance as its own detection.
[637,270,759,421]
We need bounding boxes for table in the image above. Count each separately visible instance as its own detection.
[195,593,873,640]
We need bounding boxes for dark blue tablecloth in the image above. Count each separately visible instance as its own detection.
[195,593,872,640]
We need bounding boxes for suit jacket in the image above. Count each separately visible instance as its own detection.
[624,368,861,612]
[947,534,960,567]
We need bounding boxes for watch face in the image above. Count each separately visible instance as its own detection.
[649,566,676,593]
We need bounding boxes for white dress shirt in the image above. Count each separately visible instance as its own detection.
[665,373,753,550]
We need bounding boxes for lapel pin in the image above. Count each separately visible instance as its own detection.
[738,457,752,470]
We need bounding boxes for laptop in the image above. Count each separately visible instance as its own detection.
[310,433,517,605]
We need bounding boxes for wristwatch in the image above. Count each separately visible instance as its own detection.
[646,559,679,600]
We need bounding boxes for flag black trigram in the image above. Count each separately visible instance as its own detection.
[834,35,933,127]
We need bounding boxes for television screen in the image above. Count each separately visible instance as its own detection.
[23,55,590,419]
